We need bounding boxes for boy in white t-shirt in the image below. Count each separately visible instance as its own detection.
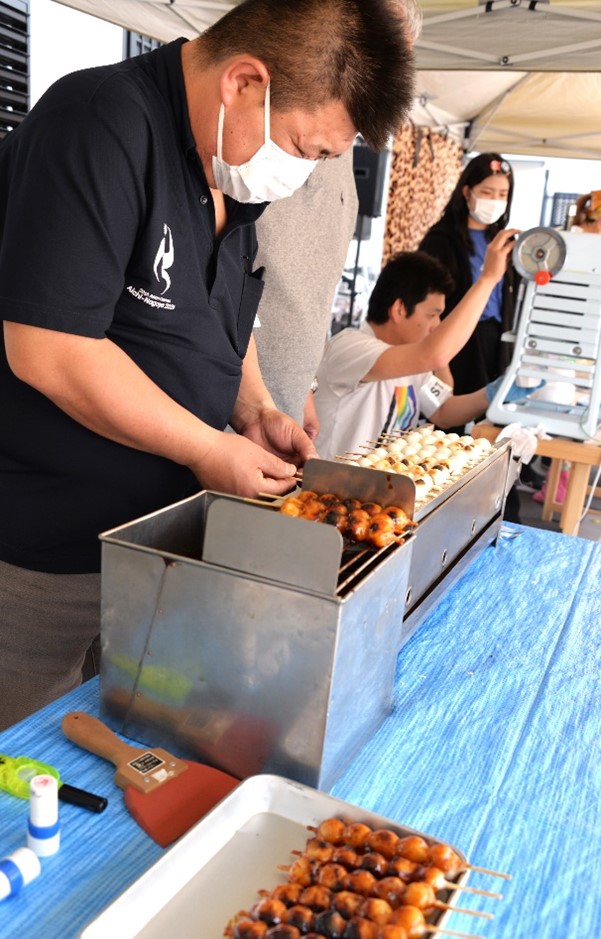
[314,230,535,461]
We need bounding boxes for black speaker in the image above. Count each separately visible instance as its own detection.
[353,146,389,218]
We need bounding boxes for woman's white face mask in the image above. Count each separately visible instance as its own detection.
[469,195,507,226]
[212,84,318,204]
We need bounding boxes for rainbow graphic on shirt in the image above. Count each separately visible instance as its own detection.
[382,384,418,435]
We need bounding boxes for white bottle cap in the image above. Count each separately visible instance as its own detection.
[27,774,60,857]
[0,847,42,901]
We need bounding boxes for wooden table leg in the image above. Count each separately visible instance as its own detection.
[559,462,590,536]
[541,459,562,522]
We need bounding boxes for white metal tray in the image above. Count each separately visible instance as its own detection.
[80,775,469,939]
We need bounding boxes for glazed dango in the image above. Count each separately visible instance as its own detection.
[226,815,507,939]
[278,494,414,547]
[300,885,334,912]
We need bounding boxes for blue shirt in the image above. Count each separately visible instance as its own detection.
[469,229,503,323]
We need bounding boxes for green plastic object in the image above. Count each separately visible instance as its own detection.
[0,753,60,799]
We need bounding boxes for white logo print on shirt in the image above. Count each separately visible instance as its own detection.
[153,224,174,295]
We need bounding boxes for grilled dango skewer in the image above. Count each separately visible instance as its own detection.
[300,499,328,520]
[265,927,301,939]
[346,510,372,543]
[305,819,509,882]
[231,921,269,939]
[279,497,305,517]
[285,905,315,932]
[250,897,287,925]
[342,823,373,851]
[316,862,350,890]
[268,884,305,907]
[292,839,334,865]
[388,857,419,882]
[412,866,502,901]
[300,885,334,912]
[297,490,319,503]
[427,843,511,881]
[388,905,483,939]
[401,882,493,921]
[364,514,399,549]
[359,852,389,877]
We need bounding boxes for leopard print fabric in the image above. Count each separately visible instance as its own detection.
[383,124,463,265]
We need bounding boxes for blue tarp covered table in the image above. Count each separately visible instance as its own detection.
[0,523,599,938]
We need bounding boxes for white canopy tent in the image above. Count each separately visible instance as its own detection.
[52,0,601,160]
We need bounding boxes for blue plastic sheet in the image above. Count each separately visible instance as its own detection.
[0,524,599,938]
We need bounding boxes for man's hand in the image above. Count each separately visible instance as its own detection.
[240,407,317,467]
[189,430,301,498]
[485,375,546,403]
[302,390,320,442]
[192,408,317,499]
[480,228,521,285]
[192,408,317,498]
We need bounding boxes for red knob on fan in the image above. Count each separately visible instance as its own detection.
[535,270,552,285]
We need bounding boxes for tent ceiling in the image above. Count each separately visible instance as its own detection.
[51,0,601,160]
[415,0,601,71]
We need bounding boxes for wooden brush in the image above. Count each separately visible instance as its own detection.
[61,711,240,847]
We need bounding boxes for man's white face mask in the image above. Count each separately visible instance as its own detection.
[212,83,318,204]
[469,196,507,226]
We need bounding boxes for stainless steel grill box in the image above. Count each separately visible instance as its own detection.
[403,436,514,644]
[99,442,513,790]
[99,464,416,791]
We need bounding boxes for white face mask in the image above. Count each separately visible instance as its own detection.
[212,84,318,204]
[469,196,508,226]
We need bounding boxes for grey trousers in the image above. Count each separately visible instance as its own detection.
[0,559,101,731]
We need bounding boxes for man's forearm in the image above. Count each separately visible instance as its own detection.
[432,387,489,429]
[229,335,277,434]
[3,322,218,471]
[426,275,498,369]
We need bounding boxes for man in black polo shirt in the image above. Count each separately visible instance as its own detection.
[0,0,415,728]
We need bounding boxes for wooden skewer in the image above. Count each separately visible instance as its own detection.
[427,928,485,939]
[445,882,503,901]
[241,497,279,508]
[465,863,511,881]
[433,902,493,920]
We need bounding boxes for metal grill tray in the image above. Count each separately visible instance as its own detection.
[80,775,469,939]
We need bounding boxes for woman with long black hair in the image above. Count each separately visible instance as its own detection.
[419,153,532,520]
[419,153,517,400]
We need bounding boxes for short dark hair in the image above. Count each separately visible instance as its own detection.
[367,251,455,324]
[199,0,415,150]
[439,152,514,250]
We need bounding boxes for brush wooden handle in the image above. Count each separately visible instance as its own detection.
[61,711,189,794]
[62,712,144,767]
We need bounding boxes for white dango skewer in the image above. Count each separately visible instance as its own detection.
[386,439,408,455]
[474,437,493,452]
[447,451,470,474]
[414,474,434,496]
[427,462,452,487]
